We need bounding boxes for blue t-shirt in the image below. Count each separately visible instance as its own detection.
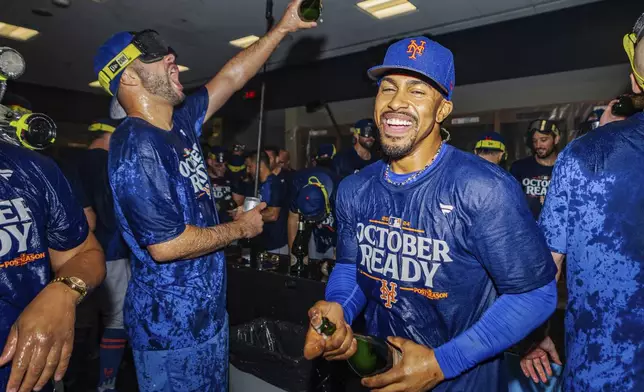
[335,144,556,392]
[109,88,227,351]
[0,143,88,387]
[256,174,288,250]
[77,149,128,261]
[539,113,644,391]
[289,167,339,253]
[332,147,379,179]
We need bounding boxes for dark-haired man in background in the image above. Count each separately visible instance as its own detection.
[510,120,561,220]
[246,151,289,254]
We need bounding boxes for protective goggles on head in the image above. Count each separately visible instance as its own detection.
[300,176,331,222]
[209,152,226,164]
[474,138,507,160]
[528,120,560,136]
[351,125,376,139]
[623,33,644,91]
[98,30,176,95]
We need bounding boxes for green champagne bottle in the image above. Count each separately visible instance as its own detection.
[298,0,322,22]
[315,317,401,377]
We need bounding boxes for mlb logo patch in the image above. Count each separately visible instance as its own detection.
[388,217,402,228]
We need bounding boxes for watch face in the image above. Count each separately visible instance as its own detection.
[68,277,87,290]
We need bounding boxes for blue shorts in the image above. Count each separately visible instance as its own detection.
[133,321,229,392]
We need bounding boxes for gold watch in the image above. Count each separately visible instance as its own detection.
[51,276,88,304]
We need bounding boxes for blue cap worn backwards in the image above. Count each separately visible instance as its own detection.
[368,36,455,100]
[475,132,506,152]
[94,32,137,97]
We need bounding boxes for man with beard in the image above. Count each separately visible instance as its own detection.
[93,2,314,390]
[333,119,378,178]
[303,37,557,392]
[510,120,561,220]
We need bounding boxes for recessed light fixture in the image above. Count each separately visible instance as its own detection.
[357,0,417,20]
[88,65,190,88]
[229,35,260,49]
[0,22,40,41]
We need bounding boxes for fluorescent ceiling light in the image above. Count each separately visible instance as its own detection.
[89,65,190,88]
[229,35,260,49]
[357,0,417,19]
[0,22,39,41]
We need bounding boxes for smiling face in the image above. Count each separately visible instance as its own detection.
[531,131,558,159]
[131,53,184,106]
[374,73,453,160]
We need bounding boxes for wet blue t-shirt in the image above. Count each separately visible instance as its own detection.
[0,144,88,387]
[289,167,339,253]
[335,145,556,392]
[78,149,128,261]
[256,174,288,250]
[539,113,644,391]
[332,147,379,179]
[109,88,227,351]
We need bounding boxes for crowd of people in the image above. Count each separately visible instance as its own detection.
[0,0,642,391]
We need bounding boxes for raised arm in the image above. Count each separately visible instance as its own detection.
[204,0,316,121]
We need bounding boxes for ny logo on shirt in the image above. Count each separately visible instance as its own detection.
[380,281,398,309]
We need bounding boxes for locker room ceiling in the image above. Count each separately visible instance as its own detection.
[1,0,601,95]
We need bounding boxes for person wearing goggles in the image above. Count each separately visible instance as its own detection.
[510,119,561,220]
[93,1,316,390]
[332,118,379,179]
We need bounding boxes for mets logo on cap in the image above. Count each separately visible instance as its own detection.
[367,36,456,100]
[407,39,426,60]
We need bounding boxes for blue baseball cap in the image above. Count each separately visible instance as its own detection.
[94,32,136,96]
[297,184,327,221]
[475,132,506,152]
[368,37,455,100]
[94,32,137,120]
[352,119,377,138]
[316,144,336,160]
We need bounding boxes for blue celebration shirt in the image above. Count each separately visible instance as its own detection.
[539,113,644,391]
[256,174,288,250]
[0,144,88,387]
[335,144,556,391]
[109,88,227,351]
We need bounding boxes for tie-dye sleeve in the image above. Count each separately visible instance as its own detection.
[539,150,571,255]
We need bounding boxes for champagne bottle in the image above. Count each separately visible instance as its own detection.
[291,214,307,275]
[315,317,401,377]
[299,0,322,22]
[612,94,644,117]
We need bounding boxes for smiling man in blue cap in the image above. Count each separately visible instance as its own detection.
[303,37,558,392]
[93,1,315,390]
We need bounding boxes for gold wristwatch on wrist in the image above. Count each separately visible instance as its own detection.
[50,276,88,304]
